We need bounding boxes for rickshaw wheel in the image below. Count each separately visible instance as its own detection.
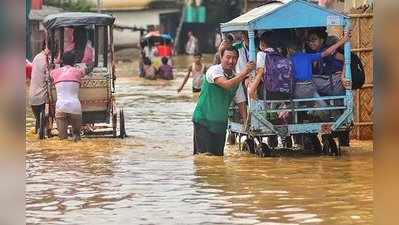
[255,143,272,157]
[322,135,339,156]
[119,109,126,138]
[112,113,117,138]
[282,136,293,149]
[38,111,46,139]
[227,132,236,145]
[267,135,278,149]
[242,138,255,154]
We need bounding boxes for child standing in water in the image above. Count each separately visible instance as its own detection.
[177,52,207,93]
[143,57,157,80]
[158,57,174,80]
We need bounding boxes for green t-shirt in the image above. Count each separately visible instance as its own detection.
[192,65,239,134]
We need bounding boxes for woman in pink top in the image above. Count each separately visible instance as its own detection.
[50,52,85,141]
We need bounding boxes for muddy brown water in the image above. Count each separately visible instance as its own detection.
[26,52,372,225]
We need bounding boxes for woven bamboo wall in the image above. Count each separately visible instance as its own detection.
[350,13,373,140]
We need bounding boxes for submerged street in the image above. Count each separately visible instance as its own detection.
[26,53,373,225]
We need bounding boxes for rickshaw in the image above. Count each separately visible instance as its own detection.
[38,12,126,139]
[139,31,173,74]
[221,0,353,156]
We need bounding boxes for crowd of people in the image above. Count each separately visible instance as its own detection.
[28,25,351,152]
[191,28,352,156]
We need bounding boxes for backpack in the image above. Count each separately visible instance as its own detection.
[263,49,293,93]
[350,53,365,90]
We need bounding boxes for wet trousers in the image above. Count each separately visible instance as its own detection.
[193,122,226,156]
[31,103,45,133]
[55,111,81,139]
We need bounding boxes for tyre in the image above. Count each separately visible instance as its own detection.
[322,134,339,156]
[282,136,293,149]
[38,111,46,139]
[242,138,255,154]
[255,143,272,157]
[267,135,278,149]
[119,109,126,138]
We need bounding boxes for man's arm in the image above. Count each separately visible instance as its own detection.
[214,62,255,90]
[321,32,350,58]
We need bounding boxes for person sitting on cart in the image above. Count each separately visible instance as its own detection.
[248,31,293,101]
[63,26,94,66]
[177,52,207,93]
[306,28,351,96]
[158,57,174,80]
[233,31,252,89]
[192,46,255,156]
[50,52,85,141]
[288,31,349,107]
[143,57,157,80]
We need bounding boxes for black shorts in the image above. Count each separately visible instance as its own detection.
[192,88,201,93]
[193,122,226,156]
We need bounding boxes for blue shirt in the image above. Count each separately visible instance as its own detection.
[291,52,321,81]
[313,51,343,75]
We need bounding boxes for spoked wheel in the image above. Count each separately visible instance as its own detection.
[255,142,272,157]
[304,134,322,153]
[227,131,237,145]
[322,134,340,156]
[38,111,46,139]
[267,135,278,149]
[242,138,255,154]
[119,109,126,138]
[281,136,293,149]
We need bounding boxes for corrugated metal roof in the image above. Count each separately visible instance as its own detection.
[226,0,290,26]
[221,0,348,31]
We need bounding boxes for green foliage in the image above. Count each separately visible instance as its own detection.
[45,0,93,12]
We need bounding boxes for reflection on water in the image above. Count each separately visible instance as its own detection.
[26,53,372,225]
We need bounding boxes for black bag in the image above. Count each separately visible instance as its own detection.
[350,53,365,90]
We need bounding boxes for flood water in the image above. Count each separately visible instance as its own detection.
[26,52,373,225]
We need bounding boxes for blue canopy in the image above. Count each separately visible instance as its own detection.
[220,0,348,32]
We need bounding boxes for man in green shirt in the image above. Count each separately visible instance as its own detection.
[192,46,255,156]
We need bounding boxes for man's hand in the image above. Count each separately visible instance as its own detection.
[343,30,352,42]
[243,61,255,75]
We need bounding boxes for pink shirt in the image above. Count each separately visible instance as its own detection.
[51,65,84,84]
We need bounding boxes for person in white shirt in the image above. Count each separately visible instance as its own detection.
[29,41,49,134]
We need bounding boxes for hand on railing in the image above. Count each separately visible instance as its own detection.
[341,77,352,89]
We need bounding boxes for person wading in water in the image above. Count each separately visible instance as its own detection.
[192,46,255,156]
